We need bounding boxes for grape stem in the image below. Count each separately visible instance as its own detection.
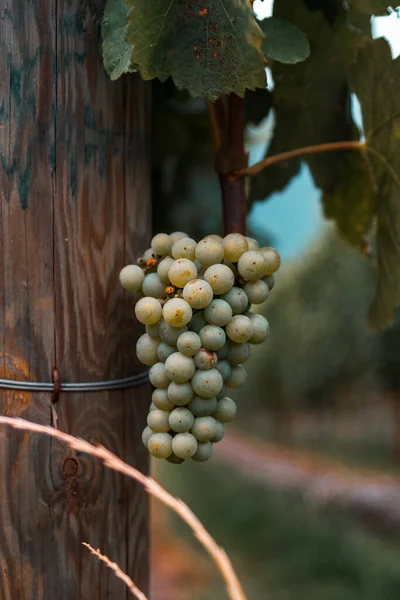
[235,140,365,178]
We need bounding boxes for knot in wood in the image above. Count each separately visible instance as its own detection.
[62,457,79,478]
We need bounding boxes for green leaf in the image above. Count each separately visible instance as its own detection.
[260,17,310,64]
[349,38,400,329]
[125,0,266,101]
[102,0,136,80]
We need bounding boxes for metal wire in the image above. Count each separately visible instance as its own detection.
[0,371,149,393]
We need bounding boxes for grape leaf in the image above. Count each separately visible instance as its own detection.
[125,0,267,101]
[349,38,400,329]
[261,17,310,64]
[102,0,136,80]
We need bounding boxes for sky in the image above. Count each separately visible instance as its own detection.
[248,3,400,262]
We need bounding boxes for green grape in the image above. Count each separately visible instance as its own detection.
[248,313,270,345]
[159,320,188,345]
[168,259,197,288]
[142,425,153,448]
[193,349,217,370]
[245,237,260,251]
[260,247,281,275]
[164,352,195,383]
[199,325,226,351]
[191,368,223,398]
[149,402,156,411]
[143,248,156,261]
[188,311,207,334]
[119,264,145,292]
[151,233,172,257]
[215,359,232,381]
[211,421,225,443]
[148,433,173,459]
[212,397,237,422]
[227,341,250,366]
[177,331,202,357]
[142,273,167,299]
[217,384,227,400]
[188,395,217,417]
[216,343,228,360]
[162,298,193,328]
[149,362,170,389]
[170,231,189,244]
[195,237,224,267]
[244,280,269,304]
[204,299,233,327]
[191,416,217,442]
[237,251,267,281]
[226,315,254,343]
[226,365,247,389]
[169,407,195,433]
[221,287,248,315]
[167,453,184,464]
[182,279,213,309]
[172,433,198,459]
[157,256,175,284]
[157,341,176,363]
[152,388,174,411]
[206,234,223,243]
[223,233,249,262]
[135,297,162,325]
[147,409,170,433]
[263,274,275,291]
[223,260,238,276]
[146,323,161,339]
[192,441,213,462]
[136,333,160,366]
[204,264,234,295]
[167,381,194,406]
[172,237,197,261]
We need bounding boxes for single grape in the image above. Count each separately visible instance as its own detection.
[191,368,223,398]
[148,433,173,459]
[164,352,195,383]
[188,395,217,417]
[223,233,249,262]
[263,274,275,291]
[194,349,217,370]
[159,320,188,345]
[152,388,174,411]
[226,365,247,389]
[162,298,193,328]
[206,234,223,243]
[143,248,156,261]
[212,397,237,422]
[168,259,197,288]
[170,231,189,244]
[182,279,213,310]
[211,421,225,443]
[172,433,198,459]
[157,256,175,284]
[172,237,197,261]
[204,264,234,295]
[135,297,162,325]
[248,313,270,345]
[136,333,160,366]
[146,323,161,339]
[216,343,228,361]
[188,311,207,334]
[237,251,267,281]
[169,407,195,433]
[167,453,184,464]
[191,416,217,442]
[142,425,153,448]
[149,362,171,389]
[167,381,194,406]
[204,299,233,327]
[245,237,260,251]
[244,280,269,304]
[151,233,172,257]
[195,237,224,267]
[226,315,254,343]
[260,247,281,275]
[119,264,145,292]
[177,331,202,357]
[227,341,250,366]
[221,287,248,315]
[215,360,232,381]
[157,341,176,363]
[192,441,213,462]
[147,409,170,433]
[217,384,227,400]
[199,325,226,351]
[142,273,167,299]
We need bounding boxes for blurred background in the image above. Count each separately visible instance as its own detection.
[149,3,400,598]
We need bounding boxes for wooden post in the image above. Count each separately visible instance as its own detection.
[0,1,151,598]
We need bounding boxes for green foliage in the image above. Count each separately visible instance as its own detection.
[261,17,310,64]
[102,0,136,80]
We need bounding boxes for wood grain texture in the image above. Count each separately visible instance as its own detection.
[0,1,151,598]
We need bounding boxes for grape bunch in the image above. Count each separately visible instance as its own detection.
[119,232,280,464]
